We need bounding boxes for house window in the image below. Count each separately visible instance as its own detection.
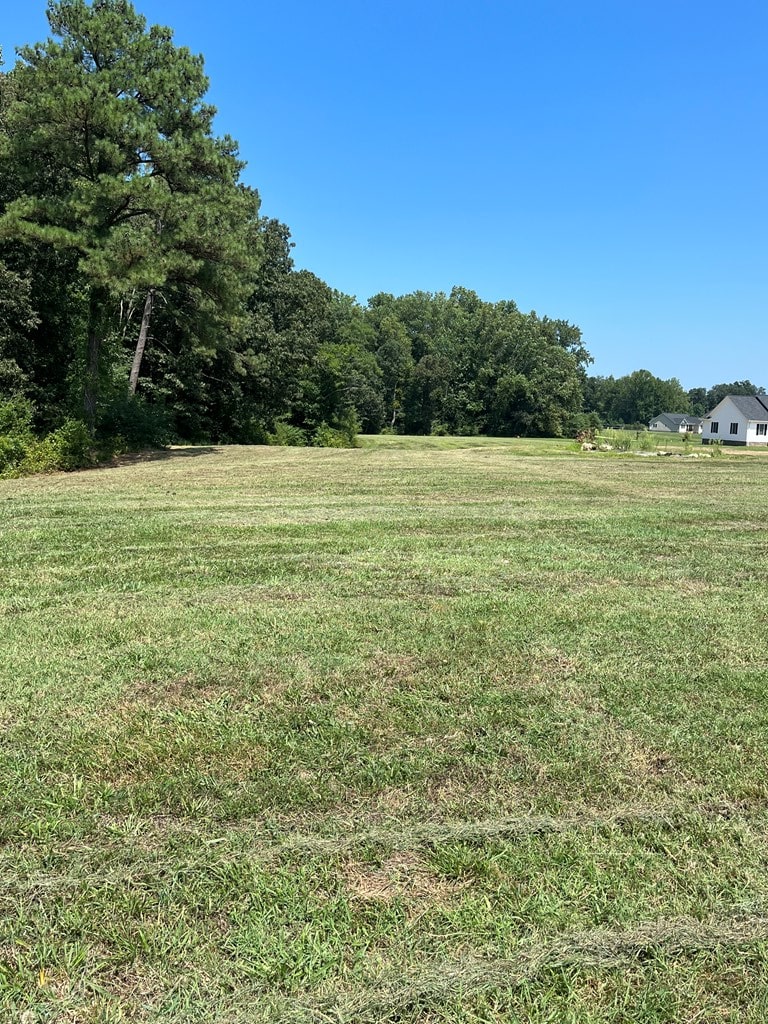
[710,422,719,433]
[757,423,768,436]
[685,425,694,432]
[730,422,739,435]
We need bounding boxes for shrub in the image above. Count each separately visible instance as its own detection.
[312,411,359,449]
[1,413,94,478]
[335,411,360,447]
[569,412,602,437]
[637,430,655,452]
[46,419,93,471]
[19,438,58,475]
[312,423,349,448]
[0,433,30,476]
[267,421,308,447]
[20,420,94,475]
[241,418,270,446]
[0,396,35,476]
[0,395,34,435]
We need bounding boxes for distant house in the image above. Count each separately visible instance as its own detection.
[701,395,768,446]
[648,413,703,434]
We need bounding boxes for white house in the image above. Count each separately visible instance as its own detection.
[701,395,768,446]
[648,413,703,434]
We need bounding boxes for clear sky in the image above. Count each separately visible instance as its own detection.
[3,0,767,389]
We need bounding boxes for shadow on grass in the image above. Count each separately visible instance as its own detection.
[100,445,223,469]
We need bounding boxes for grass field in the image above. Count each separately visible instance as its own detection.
[2,436,768,1022]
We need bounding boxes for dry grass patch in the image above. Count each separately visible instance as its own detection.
[343,851,467,906]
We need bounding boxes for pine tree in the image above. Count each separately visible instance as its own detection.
[0,0,259,428]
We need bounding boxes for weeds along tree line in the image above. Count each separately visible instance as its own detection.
[0,1,764,476]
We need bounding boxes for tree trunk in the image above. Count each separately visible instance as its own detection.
[128,288,155,395]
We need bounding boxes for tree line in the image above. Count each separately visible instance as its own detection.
[582,372,765,430]
[0,2,763,468]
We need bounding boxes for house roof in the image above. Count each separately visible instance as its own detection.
[651,413,702,428]
[713,394,768,420]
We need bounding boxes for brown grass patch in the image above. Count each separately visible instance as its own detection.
[343,851,466,905]
[366,652,425,687]
[121,671,291,712]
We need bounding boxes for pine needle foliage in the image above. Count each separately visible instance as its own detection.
[0,0,260,423]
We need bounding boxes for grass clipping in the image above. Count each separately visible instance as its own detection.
[301,912,768,1023]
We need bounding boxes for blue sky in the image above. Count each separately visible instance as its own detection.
[3,0,767,389]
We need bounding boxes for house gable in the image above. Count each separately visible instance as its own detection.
[701,395,768,445]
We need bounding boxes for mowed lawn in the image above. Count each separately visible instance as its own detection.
[2,437,768,1022]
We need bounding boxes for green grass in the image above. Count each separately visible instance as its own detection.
[357,434,576,453]
[1,437,768,1022]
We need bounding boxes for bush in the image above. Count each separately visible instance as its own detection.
[267,421,308,447]
[19,438,57,475]
[313,411,359,449]
[0,396,35,476]
[0,395,34,435]
[568,412,602,437]
[312,423,350,448]
[338,411,360,447]
[241,418,270,446]
[20,420,94,475]
[45,419,93,471]
[0,433,30,475]
[637,430,655,451]
[0,408,94,477]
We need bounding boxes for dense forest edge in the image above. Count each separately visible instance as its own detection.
[0,1,764,477]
